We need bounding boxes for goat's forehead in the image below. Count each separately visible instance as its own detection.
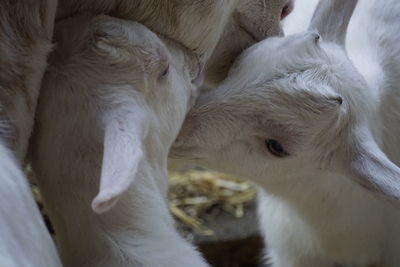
[236,38,324,78]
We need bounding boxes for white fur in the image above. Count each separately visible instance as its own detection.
[31,15,207,267]
[172,0,400,266]
[0,141,61,267]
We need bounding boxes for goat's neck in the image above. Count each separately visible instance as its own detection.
[43,156,176,266]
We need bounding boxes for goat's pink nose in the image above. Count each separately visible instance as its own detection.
[281,0,294,20]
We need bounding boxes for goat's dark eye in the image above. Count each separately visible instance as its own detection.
[265,139,288,157]
[161,64,169,77]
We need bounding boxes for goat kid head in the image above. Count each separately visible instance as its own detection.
[172,0,400,202]
[51,15,201,213]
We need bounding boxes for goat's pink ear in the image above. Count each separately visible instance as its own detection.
[308,0,358,45]
[91,109,147,214]
[347,129,400,202]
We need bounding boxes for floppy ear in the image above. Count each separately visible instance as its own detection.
[308,0,358,45]
[347,129,400,201]
[91,107,148,214]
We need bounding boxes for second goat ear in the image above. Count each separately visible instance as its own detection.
[91,15,133,61]
[91,106,148,214]
[308,0,358,45]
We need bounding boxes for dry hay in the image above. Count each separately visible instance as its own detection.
[168,169,256,237]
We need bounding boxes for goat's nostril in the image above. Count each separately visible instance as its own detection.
[312,33,320,43]
[281,1,294,20]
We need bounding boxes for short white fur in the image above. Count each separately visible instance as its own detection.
[172,0,400,266]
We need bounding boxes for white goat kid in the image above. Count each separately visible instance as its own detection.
[0,141,61,267]
[31,15,205,267]
[56,0,294,86]
[172,0,400,266]
[0,0,57,160]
